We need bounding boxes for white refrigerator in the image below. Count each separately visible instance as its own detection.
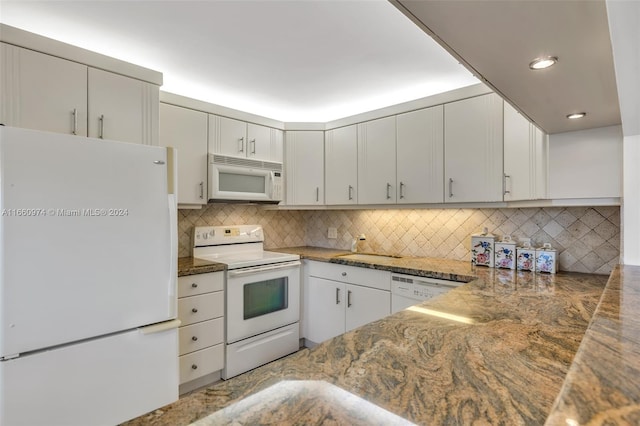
[0,127,180,425]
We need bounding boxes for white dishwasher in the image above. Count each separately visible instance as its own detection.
[391,273,462,313]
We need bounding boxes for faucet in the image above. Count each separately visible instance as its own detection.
[351,234,366,252]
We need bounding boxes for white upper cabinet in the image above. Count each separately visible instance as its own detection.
[88,68,159,145]
[159,103,208,205]
[503,102,548,201]
[396,105,444,204]
[208,115,283,162]
[358,116,397,204]
[444,93,504,203]
[1,43,88,136]
[209,116,248,157]
[0,42,159,145]
[248,123,283,162]
[325,125,358,205]
[285,131,324,205]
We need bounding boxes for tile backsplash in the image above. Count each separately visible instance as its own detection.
[179,205,620,275]
[178,204,306,257]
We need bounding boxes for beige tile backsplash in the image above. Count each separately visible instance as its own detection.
[179,205,620,275]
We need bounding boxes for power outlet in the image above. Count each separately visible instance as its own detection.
[327,227,338,239]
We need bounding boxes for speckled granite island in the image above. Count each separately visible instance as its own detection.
[125,247,640,425]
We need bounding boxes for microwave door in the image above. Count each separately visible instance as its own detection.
[210,164,271,202]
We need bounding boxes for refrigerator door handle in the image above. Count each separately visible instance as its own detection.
[168,193,177,315]
[139,319,181,335]
[166,147,178,318]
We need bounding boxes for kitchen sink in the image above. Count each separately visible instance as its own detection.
[336,253,403,262]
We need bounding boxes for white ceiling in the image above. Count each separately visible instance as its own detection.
[393,0,621,134]
[0,0,479,122]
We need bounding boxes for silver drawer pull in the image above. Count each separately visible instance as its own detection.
[191,283,198,288]
[341,272,347,277]
[192,336,198,341]
[191,364,198,370]
[191,308,198,313]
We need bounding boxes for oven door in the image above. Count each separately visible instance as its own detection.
[226,261,300,343]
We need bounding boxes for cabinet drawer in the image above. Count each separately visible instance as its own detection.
[308,261,391,291]
[179,344,224,384]
[179,317,224,356]
[178,272,224,298]
[178,292,224,326]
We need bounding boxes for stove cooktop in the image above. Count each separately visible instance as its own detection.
[194,250,299,270]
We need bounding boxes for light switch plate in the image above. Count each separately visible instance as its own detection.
[328,227,338,239]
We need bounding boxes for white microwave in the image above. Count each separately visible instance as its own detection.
[208,154,283,203]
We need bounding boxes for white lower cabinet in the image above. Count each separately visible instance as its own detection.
[305,261,391,345]
[177,272,224,386]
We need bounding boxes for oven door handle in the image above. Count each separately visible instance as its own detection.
[227,261,301,277]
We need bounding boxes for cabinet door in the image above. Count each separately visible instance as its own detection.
[325,125,358,205]
[306,277,345,344]
[285,131,324,205]
[0,43,87,136]
[88,68,159,145]
[270,128,284,163]
[397,106,444,203]
[159,103,208,205]
[357,116,397,204]
[444,93,504,203]
[345,284,390,332]
[247,123,278,161]
[208,115,247,157]
[504,103,548,201]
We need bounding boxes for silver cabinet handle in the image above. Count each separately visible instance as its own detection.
[347,290,352,307]
[98,114,104,139]
[238,137,244,153]
[399,182,405,199]
[191,336,198,341]
[191,364,198,370]
[341,272,347,277]
[250,138,256,154]
[449,178,454,198]
[191,308,198,313]
[191,283,198,288]
[348,185,354,200]
[504,174,511,195]
[386,183,392,200]
[316,187,320,202]
[199,181,204,199]
[71,108,78,135]
[336,288,340,304]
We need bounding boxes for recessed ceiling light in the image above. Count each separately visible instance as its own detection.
[566,112,587,119]
[529,56,558,70]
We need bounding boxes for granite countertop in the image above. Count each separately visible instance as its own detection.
[177,257,226,276]
[129,248,639,425]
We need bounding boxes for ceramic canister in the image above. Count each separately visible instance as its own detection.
[516,241,536,272]
[495,235,517,270]
[535,243,558,274]
[471,227,495,267]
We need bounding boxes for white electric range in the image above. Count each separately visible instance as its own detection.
[192,225,300,379]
